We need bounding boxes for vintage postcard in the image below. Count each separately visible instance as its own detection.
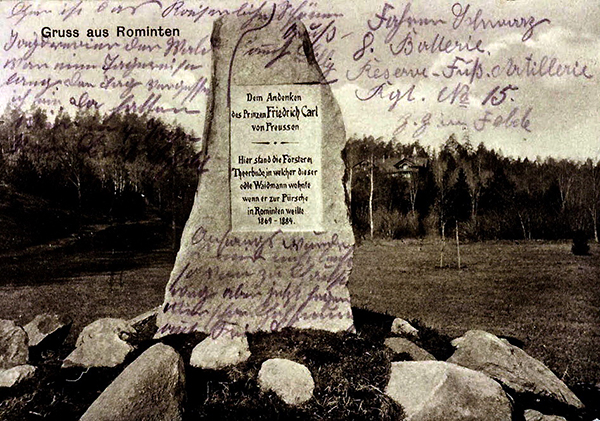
[0,0,598,419]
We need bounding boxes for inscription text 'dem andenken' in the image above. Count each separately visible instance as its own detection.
[230,84,323,232]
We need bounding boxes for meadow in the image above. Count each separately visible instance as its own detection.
[351,239,600,385]
[0,239,598,387]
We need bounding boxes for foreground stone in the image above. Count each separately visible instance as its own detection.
[24,313,71,348]
[80,343,185,421]
[156,14,355,339]
[190,335,251,369]
[258,359,314,406]
[385,361,512,421]
[448,330,584,409]
[391,318,419,338]
[524,409,567,421]
[62,318,135,368]
[0,320,28,369]
[0,364,36,388]
[384,338,435,361]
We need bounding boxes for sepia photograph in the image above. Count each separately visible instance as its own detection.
[0,0,598,419]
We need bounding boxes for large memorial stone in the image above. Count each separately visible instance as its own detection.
[156,13,354,338]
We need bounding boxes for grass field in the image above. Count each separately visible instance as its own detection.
[0,239,598,387]
[351,239,600,385]
[0,248,175,339]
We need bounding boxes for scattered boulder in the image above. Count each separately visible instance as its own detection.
[24,313,71,348]
[62,318,135,368]
[385,361,512,421]
[384,337,436,361]
[190,334,251,370]
[258,358,314,406]
[80,343,185,421]
[524,409,567,421]
[448,330,584,409]
[391,318,419,338]
[0,319,28,369]
[0,364,36,388]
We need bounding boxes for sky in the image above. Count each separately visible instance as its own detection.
[0,0,598,160]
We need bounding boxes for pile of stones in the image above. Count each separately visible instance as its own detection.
[0,309,588,421]
[384,319,583,421]
[0,314,71,388]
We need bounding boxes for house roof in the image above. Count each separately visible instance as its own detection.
[393,157,428,171]
[352,157,428,175]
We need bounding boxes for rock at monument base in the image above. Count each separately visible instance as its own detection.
[80,343,185,421]
[391,318,419,338]
[447,330,584,409]
[24,313,71,348]
[62,318,135,368]
[258,358,314,406]
[0,319,28,369]
[384,337,436,361]
[524,409,568,421]
[385,361,512,421]
[0,364,36,388]
[190,335,251,369]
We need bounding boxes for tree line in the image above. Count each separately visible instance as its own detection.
[345,135,600,243]
[0,106,202,248]
[1,107,598,248]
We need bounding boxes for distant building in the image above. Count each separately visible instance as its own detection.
[390,157,428,178]
[352,156,428,179]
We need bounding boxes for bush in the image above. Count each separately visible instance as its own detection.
[375,209,420,239]
[572,230,590,255]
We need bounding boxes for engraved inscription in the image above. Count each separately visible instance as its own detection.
[230,84,323,232]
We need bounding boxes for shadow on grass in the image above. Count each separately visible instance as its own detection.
[0,246,175,286]
[0,220,176,286]
[406,319,455,361]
